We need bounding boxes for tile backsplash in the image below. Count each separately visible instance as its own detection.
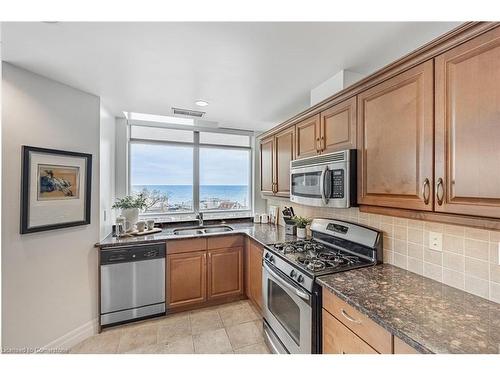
[265,198,500,304]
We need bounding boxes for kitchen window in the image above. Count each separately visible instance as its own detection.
[128,125,253,218]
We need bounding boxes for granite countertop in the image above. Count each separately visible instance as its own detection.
[316,264,500,354]
[96,221,299,249]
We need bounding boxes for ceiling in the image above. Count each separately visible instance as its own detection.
[2,22,461,132]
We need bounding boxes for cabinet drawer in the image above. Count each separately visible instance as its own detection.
[323,290,392,354]
[322,309,378,354]
[167,238,207,254]
[207,235,244,249]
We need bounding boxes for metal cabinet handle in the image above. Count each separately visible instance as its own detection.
[422,178,430,205]
[436,178,444,206]
[340,308,361,324]
[321,136,325,151]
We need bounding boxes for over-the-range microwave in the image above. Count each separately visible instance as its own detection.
[290,149,357,208]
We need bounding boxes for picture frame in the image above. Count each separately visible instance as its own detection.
[20,145,92,234]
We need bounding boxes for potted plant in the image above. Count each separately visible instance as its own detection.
[112,193,148,228]
[292,215,312,239]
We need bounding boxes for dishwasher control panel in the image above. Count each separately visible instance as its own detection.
[100,243,165,265]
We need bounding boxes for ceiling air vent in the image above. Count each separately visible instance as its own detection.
[172,107,205,118]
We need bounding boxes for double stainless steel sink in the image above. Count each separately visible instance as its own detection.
[172,225,233,236]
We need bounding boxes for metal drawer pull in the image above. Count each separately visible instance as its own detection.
[340,308,361,324]
[436,178,444,206]
[422,178,430,204]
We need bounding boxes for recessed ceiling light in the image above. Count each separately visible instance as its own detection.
[195,100,209,107]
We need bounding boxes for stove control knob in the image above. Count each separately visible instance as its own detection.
[264,252,270,259]
[297,275,304,283]
[269,255,275,263]
[290,270,296,278]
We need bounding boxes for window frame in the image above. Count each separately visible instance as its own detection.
[127,123,254,217]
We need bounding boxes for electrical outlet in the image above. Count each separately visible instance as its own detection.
[429,231,443,252]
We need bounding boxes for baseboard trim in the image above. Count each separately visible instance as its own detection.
[42,319,99,352]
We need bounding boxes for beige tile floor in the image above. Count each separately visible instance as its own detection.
[71,299,271,354]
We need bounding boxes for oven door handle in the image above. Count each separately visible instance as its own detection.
[264,262,311,302]
[319,166,329,205]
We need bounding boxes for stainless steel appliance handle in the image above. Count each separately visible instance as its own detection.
[264,327,283,354]
[263,262,310,302]
[319,166,329,205]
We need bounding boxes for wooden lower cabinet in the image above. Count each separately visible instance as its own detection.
[167,251,207,309]
[245,238,264,313]
[323,309,378,354]
[321,287,424,354]
[394,336,419,354]
[208,246,243,300]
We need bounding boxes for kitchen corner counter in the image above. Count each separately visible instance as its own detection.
[316,264,500,354]
[96,222,298,249]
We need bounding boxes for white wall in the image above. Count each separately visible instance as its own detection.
[99,105,116,240]
[114,117,128,199]
[310,70,364,106]
[1,63,100,350]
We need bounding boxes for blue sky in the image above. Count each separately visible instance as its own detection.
[130,143,249,185]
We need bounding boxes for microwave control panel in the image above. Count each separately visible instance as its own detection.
[331,169,344,198]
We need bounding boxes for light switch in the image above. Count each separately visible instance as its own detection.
[429,231,443,252]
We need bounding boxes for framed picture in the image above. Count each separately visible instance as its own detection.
[20,146,92,234]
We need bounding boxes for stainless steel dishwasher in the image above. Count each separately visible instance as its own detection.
[100,243,166,327]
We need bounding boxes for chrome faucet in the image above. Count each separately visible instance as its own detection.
[196,212,204,226]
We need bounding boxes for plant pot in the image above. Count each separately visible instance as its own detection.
[296,227,306,239]
[121,208,139,230]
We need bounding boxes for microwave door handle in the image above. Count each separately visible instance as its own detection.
[320,166,329,205]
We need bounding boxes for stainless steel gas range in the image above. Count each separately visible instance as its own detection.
[262,218,382,354]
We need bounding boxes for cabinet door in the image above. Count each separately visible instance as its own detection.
[247,240,263,313]
[435,27,500,218]
[260,137,275,194]
[167,251,207,309]
[357,60,434,211]
[320,96,357,153]
[275,126,295,197]
[207,247,243,300]
[322,310,378,354]
[295,114,320,159]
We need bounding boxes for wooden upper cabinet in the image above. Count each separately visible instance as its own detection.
[435,27,500,218]
[320,96,357,153]
[275,126,295,196]
[260,136,274,195]
[167,251,207,309]
[207,247,243,300]
[296,114,320,159]
[357,60,434,211]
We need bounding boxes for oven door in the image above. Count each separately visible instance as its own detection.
[262,261,312,354]
[290,164,332,207]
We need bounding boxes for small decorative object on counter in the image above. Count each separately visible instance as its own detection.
[254,214,261,223]
[282,206,296,235]
[146,219,155,231]
[112,193,148,229]
[260,213,269,224]
[136,220,146,232]
[292,215,312,238]
[115,216,131,236]
[268,205,279,225]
